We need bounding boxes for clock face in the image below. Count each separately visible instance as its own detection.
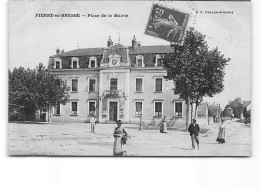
[112,59,117,65]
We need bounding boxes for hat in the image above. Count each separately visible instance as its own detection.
[116,120,122,124]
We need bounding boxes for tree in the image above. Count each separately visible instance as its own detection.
[221,105,231,117]
[229,97,243,119]
[163,27,230,129]
[9,63,70,122]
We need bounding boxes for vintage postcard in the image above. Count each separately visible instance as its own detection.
[8,0,251,156]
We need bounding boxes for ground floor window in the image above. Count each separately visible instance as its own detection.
[54,103,60,115]
[71,102,78,115]
[154,101,163,116]
[174,101,183,117]
[88,101,96,116]
[134,101,143,116]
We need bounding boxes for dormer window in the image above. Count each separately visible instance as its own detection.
[71,57,79,68]
[89,56,97,68]
[136,55,144,67]
[155,54,163,67]
[54,58,62,69]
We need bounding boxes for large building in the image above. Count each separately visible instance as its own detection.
[48,36,187,124]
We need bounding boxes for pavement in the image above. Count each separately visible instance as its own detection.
[8,120,250,156]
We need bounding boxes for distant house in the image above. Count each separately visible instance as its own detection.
[196,102,209,126]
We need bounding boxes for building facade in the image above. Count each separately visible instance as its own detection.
[48,36,187,124]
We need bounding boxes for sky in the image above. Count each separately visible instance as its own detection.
[8,0,251,108]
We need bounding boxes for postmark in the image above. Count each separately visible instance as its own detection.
[144,4,190,45]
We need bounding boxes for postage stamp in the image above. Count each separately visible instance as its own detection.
[144,4,190,44]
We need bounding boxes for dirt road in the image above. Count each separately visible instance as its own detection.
[8,120,250,156]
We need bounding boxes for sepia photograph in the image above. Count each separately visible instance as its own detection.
[8,0,251,156]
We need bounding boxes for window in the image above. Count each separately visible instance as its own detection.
[91,60,95,68]
[155,55,163,67]
[136,78,143,92]
[136,55,144,67]
[54,103,60,115]
[71,102,78,115]
[54,58,62,69]
[89,79,96,92]
[175,102,183,117]
[137,59,142,67]
[156,58,163,66]
[55,61,60,69]
[135,101,143,116]
[89,56,97,68]
[73,61,77,68]
[72,79,78,92]
[110,78,118,90]
[155,78,163,92]
[89,101,96,116]
[71,57,79,68]
[154,102,163,116]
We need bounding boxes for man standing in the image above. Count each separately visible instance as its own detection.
[90,116,96,133]
[188,119,200,150]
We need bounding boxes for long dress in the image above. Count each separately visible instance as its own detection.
[216,124,226,144]
[113,127,127,156]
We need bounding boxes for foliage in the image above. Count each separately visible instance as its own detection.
[221,105,231,117]
[9,63,70,118]
[163,27,230,123]
[228,97,243,118]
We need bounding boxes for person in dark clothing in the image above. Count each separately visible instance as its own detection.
[188,119,200,150]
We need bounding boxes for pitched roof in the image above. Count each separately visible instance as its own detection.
[243,101,251,107]
[51,48,104,57]
[108,43,127,49]
[50,45,174,57]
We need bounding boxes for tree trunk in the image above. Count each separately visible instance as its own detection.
[186,96,190,130]
[49,106,52,124]
[194,104,198,120]
[190,102,193,123]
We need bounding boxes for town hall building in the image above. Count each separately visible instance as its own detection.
[48,36,187,125]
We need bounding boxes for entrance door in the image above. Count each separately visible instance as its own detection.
[109,102,118,121]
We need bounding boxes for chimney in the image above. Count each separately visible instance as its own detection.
[107,36,113,47]
[137,41,141,46]
[132,35,137,49]
[56,47,60,54]
[61,49,64,53]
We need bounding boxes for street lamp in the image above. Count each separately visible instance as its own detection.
[139,112,143,131]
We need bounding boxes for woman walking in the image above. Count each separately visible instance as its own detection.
[113,120,128,156]
[160,116,167,133]
[216,120,226,144]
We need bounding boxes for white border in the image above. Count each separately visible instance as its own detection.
[2,1,260,193]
